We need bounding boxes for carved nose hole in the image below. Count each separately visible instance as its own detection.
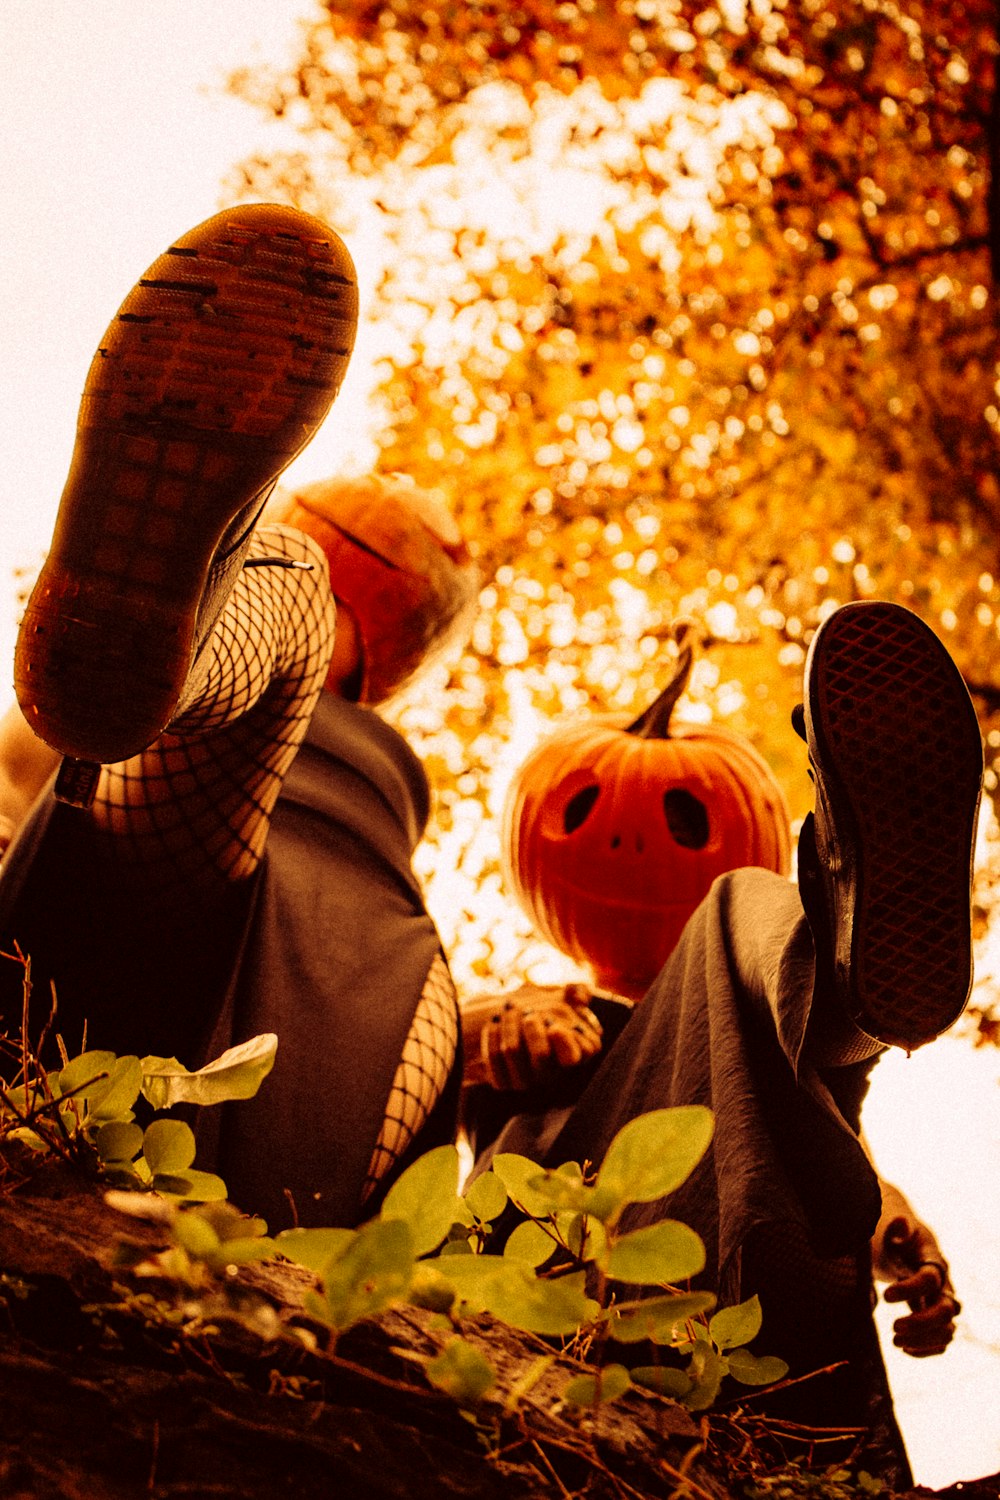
[563,784,600,834]
[664,789,709,849]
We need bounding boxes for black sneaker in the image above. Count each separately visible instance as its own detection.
[798,600,983,1051]
[15,202,357,766]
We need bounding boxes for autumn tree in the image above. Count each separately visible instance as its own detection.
[227,0,1000,1003]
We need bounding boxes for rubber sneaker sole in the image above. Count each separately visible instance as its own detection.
[803,601,983,1051]
[15,202,357,764]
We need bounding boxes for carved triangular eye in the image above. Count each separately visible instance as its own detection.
[663,789,709,849]
[563,784,600,833]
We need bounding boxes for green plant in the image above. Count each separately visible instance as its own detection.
[743,1462,886,1498]
[275,1105,788,1413]
[0,963,785,1421]
[108,1196,277,1287]
[1,1024,277,1205]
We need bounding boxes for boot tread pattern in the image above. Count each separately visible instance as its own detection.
[15,204,358,763]
[811,602,982,1048]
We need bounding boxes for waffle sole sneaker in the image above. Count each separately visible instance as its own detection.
[802,600,983,1052]
[15,202,358,767]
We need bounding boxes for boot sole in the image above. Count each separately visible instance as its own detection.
[15,202,357,763]
[804,601,983,1050]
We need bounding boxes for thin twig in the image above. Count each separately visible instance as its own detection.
[322,1348,454,1405]
[34,981,59,1070]
[657,1455,721,1500]
[0,1090,75,1165]
[523,1428,655,1500]
[19,949,31,1111]
[715,1359,850,1407]
[14,1071,109,1118]
[147,1419,159,1497]
[529,1439,575,1500]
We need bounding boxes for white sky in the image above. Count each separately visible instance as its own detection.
[1,3,998,1486]
[0,0,380,691]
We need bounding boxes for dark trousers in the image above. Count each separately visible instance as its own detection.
[474,870,910,1485]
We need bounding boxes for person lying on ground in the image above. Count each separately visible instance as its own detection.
[0,203,979,1485]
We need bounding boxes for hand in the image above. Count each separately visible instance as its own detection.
[880,1215,961,1358]
[479,982,604,1092]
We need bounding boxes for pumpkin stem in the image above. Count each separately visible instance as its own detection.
[627,620,698,740]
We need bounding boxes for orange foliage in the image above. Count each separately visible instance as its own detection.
[227,0,1000,1012]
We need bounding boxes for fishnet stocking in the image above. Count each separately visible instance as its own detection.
[87,524,335,902]
[77,523,457,1192]
[363,950,460,1200]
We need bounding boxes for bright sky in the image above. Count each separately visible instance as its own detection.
[0,0,380,694]
[1,3,999,1486]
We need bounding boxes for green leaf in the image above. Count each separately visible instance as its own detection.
[503,1218,558,1268]
[563,1363,631,1407]
[726,1347,788,1386]
[303,1289,329,1324]
[202,1236,278,1272]
[490,1154,593,1218]
[95,1120,144,1165]
[709,1294,763,1352]
[1,1084,37,1116]
[630,1365,693,1399]
[555,1160,584,1183]
[172,1212,222,1259]
[595,1108,713,1222]
[55,1050,117,1099]
[607,1290,716,1344]
[380,1144,463,1257]
[408,1262,457,1314]
[490,1154,557,1217]
[151,1173,199,1196]
[425,1338,496,1404]
[561,1212,606,1264]
[463,1170,508,1224]
[88,1055,143,1121]
[512,1167,619,1223]
[321,1218,415,1331]
[168,1169,228,1203]
[196,1202,268,1242]
[54,1049,137,1121]
[437,1258,597,1336]
[275,1226,357,1275]
[5,1127,47,1152]
[684,1341,726,1411]
[438,1237,474,1256]
[140,1034,277,1111]
[606,1220,705,1286]
[103,1163,145,1188]
[142,1119,196,1175]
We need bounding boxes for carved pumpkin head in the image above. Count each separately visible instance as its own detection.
[268,473,479,704]
[501,630,791,999]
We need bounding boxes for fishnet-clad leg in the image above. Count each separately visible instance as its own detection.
[86,523,335,901]
[363,951,460,1201]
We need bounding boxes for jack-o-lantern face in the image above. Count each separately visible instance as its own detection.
[501,635,791,1000]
